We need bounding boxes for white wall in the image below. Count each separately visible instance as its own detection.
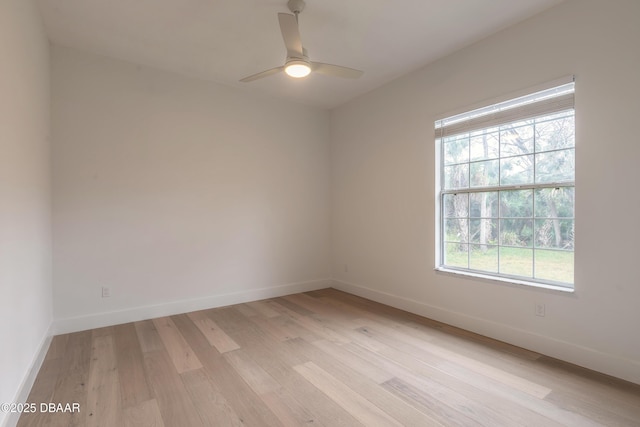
[52,46,331,332]
[331,0,640,384]
[0,1,52,426]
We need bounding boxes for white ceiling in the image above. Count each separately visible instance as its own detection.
[36,0,564,109]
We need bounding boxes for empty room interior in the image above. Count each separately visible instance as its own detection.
[2,0,640,425]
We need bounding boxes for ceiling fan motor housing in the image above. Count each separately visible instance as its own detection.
[287,0,305,15]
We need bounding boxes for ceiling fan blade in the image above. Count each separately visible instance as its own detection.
[239,66,284,83]
[278,13,303,57]
[311,62,363,79]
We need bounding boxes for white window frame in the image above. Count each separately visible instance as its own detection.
[435,77,575,292]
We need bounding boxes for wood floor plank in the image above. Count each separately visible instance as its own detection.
[311,338,394,384]
[258,310,323,342]
[293,300,371,334]
[180,368,244,427]
[86,334,121,427]
[45,330,92,427]
[287,337,446,426]
[199,307,362,426]
[245,299,281,318]
[439,322,542,361]
[440,361,604,426]
[152,316,202,373]
[357,323,552,399]
[234,302,259,317]
[320,289,542,362]
[123,399,165,427]
[321,289,544,364]
[245,313,302,341]
[277,371,364,427]
[171,312,285,427]
[18,337,68,425]
[198,306,254,338]
[215,319,361,427]
[134,320,164,353]
[187,311,240,353]
[283,293,370,327]
[271,297,316,317]
[113,323,151,408]
[544,390,640,427]
[260,390,311,427]
[294,361,404,426]
[203,305,307,351]
[316,288,418,322]
[366,331,594,426]
[254,358,358,427]
[45,334,69,360]
[420,328,640,424]
[208,325,322,425]
[538,356,640,410]
[340,329,566,427]
[382,377,485,427]
[16,357,65,427]
[223,349,280,395]
[143,349,204,427]
[268,301,350,343]
[211,308,309,368]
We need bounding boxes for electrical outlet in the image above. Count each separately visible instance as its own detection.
[535,302,545,317]
[101,286,111,298]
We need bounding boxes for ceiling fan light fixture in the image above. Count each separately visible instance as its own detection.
[284,60,311,78]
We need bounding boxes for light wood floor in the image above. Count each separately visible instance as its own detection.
[18,288,640,426]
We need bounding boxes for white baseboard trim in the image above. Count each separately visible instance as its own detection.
[52,278,331,335]
[1,325,53,427]
[331,279,640,386]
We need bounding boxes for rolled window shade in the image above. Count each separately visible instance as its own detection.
[435,81,574,138]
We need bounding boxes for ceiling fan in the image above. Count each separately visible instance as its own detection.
[240,0,363,82]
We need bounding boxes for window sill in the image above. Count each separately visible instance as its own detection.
[434,267,575,293]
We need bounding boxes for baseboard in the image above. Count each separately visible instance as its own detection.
[1,325,53,427]
[52,278,331,335]
[331,279,640,386]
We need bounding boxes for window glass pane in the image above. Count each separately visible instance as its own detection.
[444,164,469,189]
[470,192,498,218]
[535,149,575,184]
[500,123,534,157]
[500,219,533,247]
[437,83,574,287]
[470,160,499,187]
[535,219,574,249]
[444,135,469,165]
[500,190,533,218]
[470,130,499,161]
[445,243,468,268]
[499,247,533,278]
[443,193,469,218]
[500,155,534,185]
[470,244,498,273]
[445,218,468,243]
[470,219,498,244]
[535,249,573,284]
[534,187,574,218]
[535,113,575,152]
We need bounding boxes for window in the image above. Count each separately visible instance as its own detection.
[436,79,575,289]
